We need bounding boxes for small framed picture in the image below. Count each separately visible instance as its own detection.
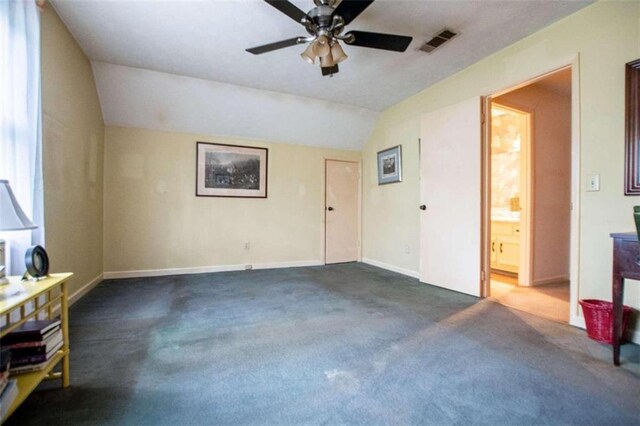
[377,145,402,185]
[196,142,268,198]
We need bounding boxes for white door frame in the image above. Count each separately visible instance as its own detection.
[480,56,581,328]
[322,158,362,264]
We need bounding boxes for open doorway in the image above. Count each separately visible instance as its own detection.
[485,67,573,323]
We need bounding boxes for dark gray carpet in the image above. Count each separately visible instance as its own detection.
[7,263,640,425]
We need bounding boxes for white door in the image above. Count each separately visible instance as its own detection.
[420,97,482,296]
[325,160,359,264]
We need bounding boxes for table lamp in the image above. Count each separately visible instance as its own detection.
[0,180,37,285]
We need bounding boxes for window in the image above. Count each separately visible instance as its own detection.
[0,0,44,274]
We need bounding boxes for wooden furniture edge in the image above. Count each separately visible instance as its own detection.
[3,350,68,420]
[1,273,73,422]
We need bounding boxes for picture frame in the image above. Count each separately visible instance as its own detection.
[196,142,268,198]
[624,58,640,195]
[377,145,402,185]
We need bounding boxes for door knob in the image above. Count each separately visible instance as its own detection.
[327,207,334,211]
[419,205,426,210]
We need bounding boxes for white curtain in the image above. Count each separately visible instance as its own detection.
[0,0,44,275]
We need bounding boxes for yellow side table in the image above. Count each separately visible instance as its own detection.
[0,273,73,421]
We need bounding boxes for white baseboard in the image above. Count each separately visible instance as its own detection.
[69,273,103,306]
[571,315,639,344]
[103,260,323,280]
[50,272,104,317]
[627,327,639,344]
[361,258,420,279]
[252,260,322,270]
[531,275,569,287]
[570,314,584,329]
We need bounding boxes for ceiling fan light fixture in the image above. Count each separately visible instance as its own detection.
[300,42,318,64]
[313,35,331,57]
[330,42,348,64]
[320,51,336,68]
[250,0,413,75]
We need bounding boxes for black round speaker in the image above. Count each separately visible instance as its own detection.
[25,245,49,278]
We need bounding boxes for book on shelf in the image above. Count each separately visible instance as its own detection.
[0,379,18,419]
[0,348,10,396]
[9,340,63,373]
[8,329,63,358]
[0,347,10,374]
[0,371,8,396]
[0,319,61,345]
[9,360,52,374]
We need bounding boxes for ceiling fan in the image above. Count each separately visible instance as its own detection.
[246,0,413,76]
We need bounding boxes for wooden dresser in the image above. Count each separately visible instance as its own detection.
[610,233,639,366]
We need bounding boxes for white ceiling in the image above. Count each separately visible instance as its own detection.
[52,0,592,112]
[52,0,591,149]
[92,62,379,150]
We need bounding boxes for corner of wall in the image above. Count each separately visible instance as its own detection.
[41,6,106,297]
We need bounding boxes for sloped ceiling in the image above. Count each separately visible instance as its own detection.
[53,0,592,150]
[92,62,379,151]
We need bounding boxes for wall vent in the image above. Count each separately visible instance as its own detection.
[419,29,457,53]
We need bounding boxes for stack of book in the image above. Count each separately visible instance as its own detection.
[0,347,17,419]
[0,379,18,419]
[0,347,10,390]
[1,319,63,374]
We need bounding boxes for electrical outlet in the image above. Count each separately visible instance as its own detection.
[587,174,600,192]
[404,245,410,254]
[244,264,253,270]
[244,241,250,250]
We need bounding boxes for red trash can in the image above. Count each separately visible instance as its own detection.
[579,299,633,344]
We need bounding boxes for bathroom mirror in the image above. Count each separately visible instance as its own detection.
[625,58,640,195]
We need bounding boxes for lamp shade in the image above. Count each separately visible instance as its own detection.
[313,35,331,57]
[0,180,37,231]
[320,52,336,68]
[330,42,348,64]
[300,43,317,64]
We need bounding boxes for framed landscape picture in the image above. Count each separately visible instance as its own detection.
[196,142,268,198]
[377,145,402,185]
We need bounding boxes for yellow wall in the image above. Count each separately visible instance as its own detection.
[103,126,360,274]
[41,7,104,297]
[362,2,640,321]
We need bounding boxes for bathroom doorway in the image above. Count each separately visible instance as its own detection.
[489,102,531,286]
[485,67,573,323]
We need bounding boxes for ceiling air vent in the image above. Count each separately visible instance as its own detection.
[419,29,457,53]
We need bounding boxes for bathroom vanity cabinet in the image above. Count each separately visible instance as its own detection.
[490,220,520,274]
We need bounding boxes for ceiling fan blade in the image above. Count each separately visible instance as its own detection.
[332,0,375,25]
[344,31,412,52]
[264,0,310,24]
[321,64,339,77]
[246,37,302,55]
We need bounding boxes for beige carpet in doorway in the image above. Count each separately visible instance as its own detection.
[490,275,570,323]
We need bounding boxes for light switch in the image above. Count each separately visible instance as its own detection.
[587,174,600,191]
